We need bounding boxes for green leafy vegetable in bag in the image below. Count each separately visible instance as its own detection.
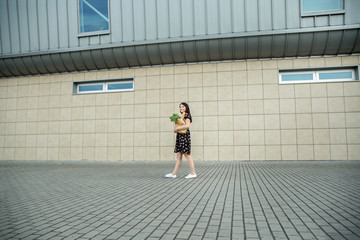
[169,113,181,122]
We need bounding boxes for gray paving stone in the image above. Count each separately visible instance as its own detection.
[0,160,359,240]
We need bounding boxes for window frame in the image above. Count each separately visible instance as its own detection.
[279,67,358,85]
[78,0,111,37]
[74,78,134,94]
[301,0,345,17]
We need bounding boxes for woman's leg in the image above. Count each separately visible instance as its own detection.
[184,153,196,175]
[172,152,183,175]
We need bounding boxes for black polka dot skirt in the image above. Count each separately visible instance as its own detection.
[174,129,191,155]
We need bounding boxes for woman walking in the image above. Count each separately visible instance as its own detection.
[165,102,197,179]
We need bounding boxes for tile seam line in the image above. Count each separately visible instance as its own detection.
[126,162,218,239]
[170,162,230,240]
[258,162,359,239]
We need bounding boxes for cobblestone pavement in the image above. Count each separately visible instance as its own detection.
[0,161,360,240]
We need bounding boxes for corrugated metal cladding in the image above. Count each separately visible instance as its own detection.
[0,0,360,77]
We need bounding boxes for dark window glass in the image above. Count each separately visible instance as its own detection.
[302,0,342,13]
[79,0,109,33]
[108,82,133,91]
[79,84,103,92]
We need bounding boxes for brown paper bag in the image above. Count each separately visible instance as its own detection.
[175,118,187,134]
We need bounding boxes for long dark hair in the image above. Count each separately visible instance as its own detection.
[180,102,192,123]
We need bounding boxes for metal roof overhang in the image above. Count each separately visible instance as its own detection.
[1,25,359,78]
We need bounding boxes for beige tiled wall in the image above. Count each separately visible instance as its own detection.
[0,56,359,161]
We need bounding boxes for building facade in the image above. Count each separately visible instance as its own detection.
[0,0,359,161]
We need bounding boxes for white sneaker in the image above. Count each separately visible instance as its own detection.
[185,173,197,179]
[165,173,176,178]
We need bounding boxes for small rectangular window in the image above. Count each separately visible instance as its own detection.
[79,0,110,34]
[279,67,358,84]
[74,79,134,94]
[107,82,134,91]
[301,0,344,16]
[281,72,314,82]
[318,71,353,81]
[78,84,104,93]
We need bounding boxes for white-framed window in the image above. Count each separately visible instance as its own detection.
[279,67,358,84]
[74,79,134,94]
[301,0,344,16]
[78,0,110,35]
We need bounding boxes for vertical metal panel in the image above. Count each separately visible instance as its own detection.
[89,36,99,45]
[157,0,169,39]
[298,33,313,56]
[91,50,108,69]
[40,54,58,72]
[338,30,357,54]
[286,0,300,29]
[245,0,258,32]
[220,38,233,60]
[232,0,245,33]
[0,59,12,77]
[123,46,139,66]
[301,17,314,28]
[4,58,21,75]
[8,0,20,53]
[330,15,344,26]
[195,40,209,62]
[101,49,118,68]
[146,44,162,65]
[18,0,30,52]
[21,56,39,74]
[59,53,77,72]
[272,34,286,57]
[12,58,29,75]
[122,0,134,42]
[208,39,220,60]
[79,37,89,46]
[353,30,360,52]
[31,56,48,74]
[315,16,329,27]
[171,42,185,63]
[158,43,173,64]
[48,0,59,49]
[110,0,122,43]
[134,46,150,65]
[112,48,129,67]
[80,51,96,70]
[272,0,286,30]
[234,38,246,59]
[219,0,232,34]
[133,0,145,41]
[311,32,328,55]
[67,0,78,47]
[258,0,272,31]
[247,36,258,58]
[285,34,300,56]
[0,0,11,54]
[169,0,181,37]
[69,52,86,71]
[194,0,206,35]
[28,0,39,51]
[38,0,49,50]
[183,41,197,62]
[345,0,360,24]
[50,54,66,72]
[145,0,157,40]
[326,31,343,54]
[259,35,272,58]
[100,35,111,44]
[207,0,219,35]
[58,0,68,48]
[181,0,194,37]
